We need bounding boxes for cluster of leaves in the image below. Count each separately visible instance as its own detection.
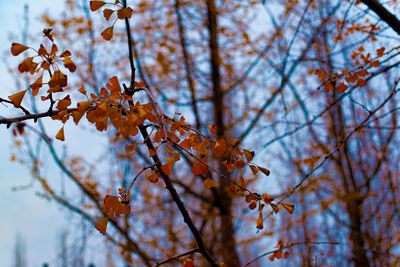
[9,19,294,243]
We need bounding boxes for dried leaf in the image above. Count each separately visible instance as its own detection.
[90,1,106,11]
[8,90,27,108]
[55,126,65,141]
[117,7,133,19]
[11,43,29,56]
[95,217,108,235]
[101,26,114,41]
[281,202,294,214]
[192,161,208,175]
[203,178,219,189]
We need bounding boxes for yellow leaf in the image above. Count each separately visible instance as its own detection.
[11,43,29,56]
[281,202,294,214]
[56,126,65,141]
[203,178,219,189]
[8,90,27,108]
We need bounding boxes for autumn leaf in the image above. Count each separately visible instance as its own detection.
[161,157,175,176]
[214,138,227,156]
[377,47,385,57]
[125,143,137,152]
[336,82,348,93]
[245,193,257,203]
[55,126,65,141]
[147,173,159,183]
[256,211,264,229]
[183,258,194,267]
[192,161,208,175]
[103,9,114,21]
[117,7,133,19]
[30,75,43,96]
[103,195,131,216]
[101,26,114,41]
[11,43,29,56]
[8,90,27,108]
[270,203,279,213]
[95,217,108,235]
[249,165,259,175]
[258,166,270,176]
[90,1,106,11]
[63,56,76,72]
[56,95,71,110]
[203,178,219,189]
[243,149,254,162]
[248,200,257,210]
[281,202,294,214]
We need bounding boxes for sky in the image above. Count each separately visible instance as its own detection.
[0,1,106,266]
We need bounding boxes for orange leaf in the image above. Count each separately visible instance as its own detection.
[11,43,29,56]
[207,125,217,135]
[245,194,257,203]
[183,258,194,267]
[95,217,108,235]
[147,173,159,183]
[8,90,27,108]
[370,60,379,68]
[357,78,367,87]
[77,101,92,111]
[161,157,175,176]
[376,47,385,57]
[101,26,114,41]
[117,7,133,19]
[249,165,259,175]
[56,95,71,110]
[336,82,348,93]
[214,138,227,156]
[258,166,270,176]
[71,110,85,125]
[64,56,76,72]
[281,202,294,214]
[268,254,275,261]
[248,200,257,210]
[262,194,274,204]
[203,178,219,189]
[243,149,254,162]
[125,143,137,152]
[270,203,279,213]
[103,9,114,21]
[78,86,87,95]
[192,161,208,175]
[30,75,43,96]
[256,211,264,229]
[55,126,65,141]
[284,251,290,259]
[90,1,106,11]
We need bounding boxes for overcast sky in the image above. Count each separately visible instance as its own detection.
[0,1,104,266]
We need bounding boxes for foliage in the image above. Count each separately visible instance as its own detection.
[2,0,400,266]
